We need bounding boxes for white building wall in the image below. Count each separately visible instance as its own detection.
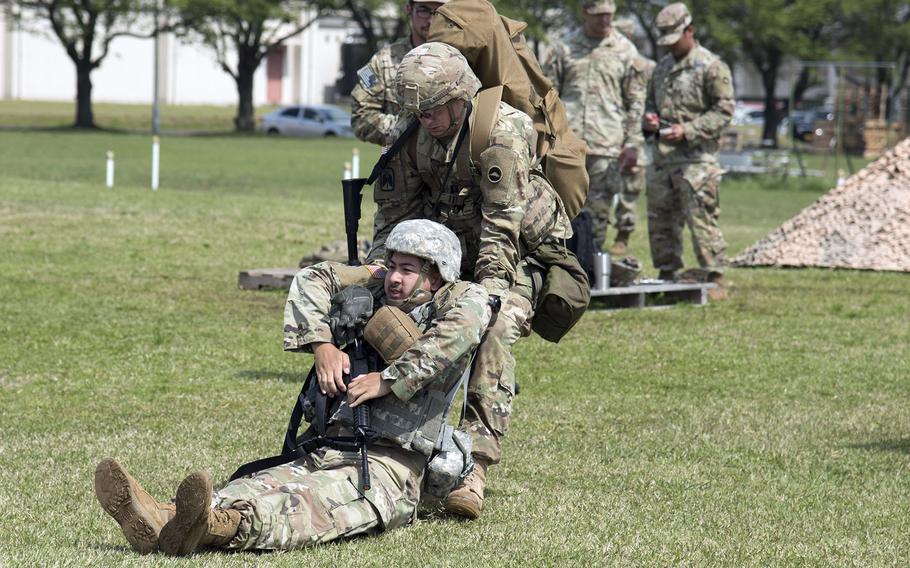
[0,9,355,107]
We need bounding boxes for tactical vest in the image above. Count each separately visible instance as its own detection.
[327,281,475,457]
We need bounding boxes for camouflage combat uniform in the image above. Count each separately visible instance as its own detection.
[213,261,490,550]
[645,41,734,274]
[623,52,656,214]
[350,37,414,145]
[543,28,647,249]
[366,102,572,464]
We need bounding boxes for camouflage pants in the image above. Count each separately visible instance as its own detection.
[585,155,640,249]
[461,262,537,465]
[646,161,728,273]
[213,445,423,551]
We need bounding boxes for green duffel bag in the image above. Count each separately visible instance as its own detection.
[530,242,591,343]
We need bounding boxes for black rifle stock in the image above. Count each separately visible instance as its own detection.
[341,177,368,266]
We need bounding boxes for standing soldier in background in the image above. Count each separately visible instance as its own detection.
[542,0,647,256]
[643,2,734,300]
[612,16,656,255]
[350,0,446,145]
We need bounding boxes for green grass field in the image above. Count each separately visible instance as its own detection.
[2,120,909,566]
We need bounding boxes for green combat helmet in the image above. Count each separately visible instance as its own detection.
[395,42,482,113]
[386,219,462,283]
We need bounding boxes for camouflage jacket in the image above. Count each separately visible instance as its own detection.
[646,42,735,164]
[350,36,414,146]
[542,29,647,158]
[366,101,573,296]
[283,261,491,402]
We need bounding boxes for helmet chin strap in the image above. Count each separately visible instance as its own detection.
[386,262,435,312]
[437,99,470,139]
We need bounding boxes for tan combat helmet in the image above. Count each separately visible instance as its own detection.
[396,42,482,113]
[655,2,692,46]
[386,219,462,283]
[582,0,616,14]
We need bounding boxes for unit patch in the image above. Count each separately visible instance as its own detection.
[379,168,395,192]
[487,165,503,184]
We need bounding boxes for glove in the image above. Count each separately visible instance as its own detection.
[326,286,374,345]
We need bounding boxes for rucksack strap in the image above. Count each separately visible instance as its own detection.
[470,86,503,164]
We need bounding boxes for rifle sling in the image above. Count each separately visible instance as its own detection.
[365,119,421,185]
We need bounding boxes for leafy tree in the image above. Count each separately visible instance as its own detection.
[331,0,404,53]
[697,0,835,145]
[172,0,329,131]
[14,0,156,128]
[838,0,910,121]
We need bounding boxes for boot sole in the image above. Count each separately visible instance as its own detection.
[94,458,160,554]
[443,494,482,520]
[158,471,212,556]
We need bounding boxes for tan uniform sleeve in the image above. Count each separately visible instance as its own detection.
[475,136,530,295]
[682,59,735,146]
[622,55,648,150]
[381,283,491,401]
[283,262,380,352]
[351,53,398,146]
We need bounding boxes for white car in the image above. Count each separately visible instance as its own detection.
[260,105,354,138]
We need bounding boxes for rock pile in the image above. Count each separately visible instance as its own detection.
[733,138,910,271]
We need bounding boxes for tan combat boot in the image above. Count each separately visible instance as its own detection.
[158,471,241,556]
[707,273,728,301]
[607,231,631,256]
[444,457,490,520]
[94,458,176,554]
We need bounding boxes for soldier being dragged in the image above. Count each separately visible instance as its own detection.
[94,220,492,556]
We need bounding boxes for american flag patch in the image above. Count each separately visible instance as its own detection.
[366,265,387,279]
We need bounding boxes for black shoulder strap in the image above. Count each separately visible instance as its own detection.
[365,119,421,185]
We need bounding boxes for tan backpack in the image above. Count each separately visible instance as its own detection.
[429,0,589,219]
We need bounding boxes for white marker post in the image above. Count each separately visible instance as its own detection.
[344,161,353,180]
[106,151,115,188]
[351,148,360,178]
[151,136,160,191]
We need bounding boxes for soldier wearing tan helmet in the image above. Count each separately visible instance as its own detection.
[94,220,493,555]
[367,41,574,519]
[350,0,449,146]
[642,2,734,300]
[542,0,648,256]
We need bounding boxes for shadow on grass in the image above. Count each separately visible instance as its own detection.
[234,370,306,383]
[847,439,910,454]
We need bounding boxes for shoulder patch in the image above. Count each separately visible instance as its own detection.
[487,165,503,184]
[366,265,387,279]
[357,65,379,89]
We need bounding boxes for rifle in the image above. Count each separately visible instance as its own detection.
[344,337,377,492]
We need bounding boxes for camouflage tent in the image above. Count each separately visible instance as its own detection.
[733,138,910,272]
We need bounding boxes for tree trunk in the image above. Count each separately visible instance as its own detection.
[792,66,811,109]
[758,51,782,147]
[234,55,257,132]
[75,62,96,129]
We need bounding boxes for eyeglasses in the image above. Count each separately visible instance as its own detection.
[412,4,438,18]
